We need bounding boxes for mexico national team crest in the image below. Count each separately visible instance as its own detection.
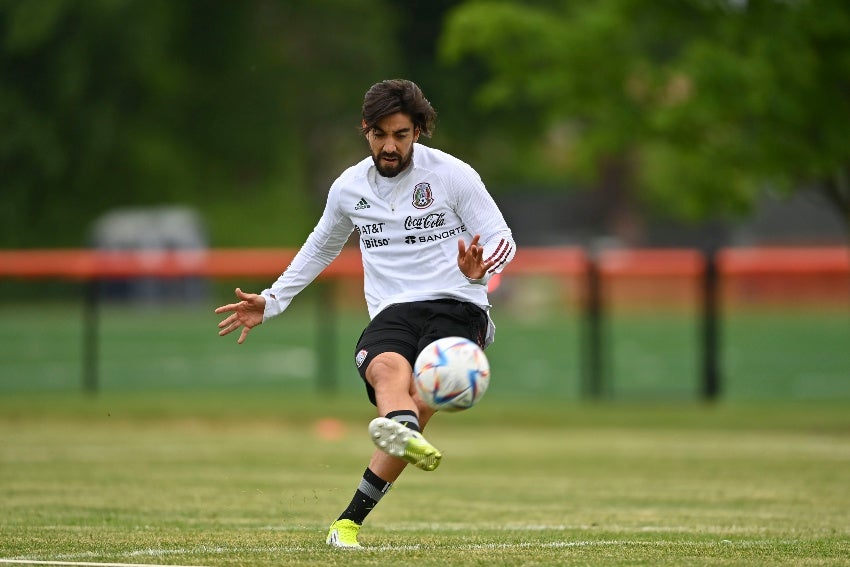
[412,182,434,209]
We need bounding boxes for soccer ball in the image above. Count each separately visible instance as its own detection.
[413,337,490,412]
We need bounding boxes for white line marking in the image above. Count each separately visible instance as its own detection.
[0,561,210,567]
[0,538,781,566]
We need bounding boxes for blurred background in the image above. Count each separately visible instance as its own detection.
[1,0,848,402]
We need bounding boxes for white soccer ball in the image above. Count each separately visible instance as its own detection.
[413,337,490,412]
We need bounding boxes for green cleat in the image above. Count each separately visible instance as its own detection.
[326,519,362,549]
[369,417,442,471]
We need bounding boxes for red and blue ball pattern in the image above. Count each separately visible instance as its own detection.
[414,337,491,412]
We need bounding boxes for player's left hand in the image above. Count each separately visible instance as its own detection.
[457,234,495,280]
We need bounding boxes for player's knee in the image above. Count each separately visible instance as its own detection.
[365,353,411,392]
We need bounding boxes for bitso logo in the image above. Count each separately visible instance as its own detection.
[355,197,371,210]
[411,182,434,209]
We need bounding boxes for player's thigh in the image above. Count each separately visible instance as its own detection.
[353,304,423,405]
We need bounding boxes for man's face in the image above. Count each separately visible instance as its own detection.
[364,112,419,178]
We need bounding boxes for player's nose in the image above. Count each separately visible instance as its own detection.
[382,139,397,153]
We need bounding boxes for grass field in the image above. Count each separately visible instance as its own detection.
[1,295,848,565]
[1,394,848,566]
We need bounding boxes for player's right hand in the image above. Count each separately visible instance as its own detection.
[215,287,265,344]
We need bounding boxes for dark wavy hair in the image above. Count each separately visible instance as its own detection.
[361,79,436,137]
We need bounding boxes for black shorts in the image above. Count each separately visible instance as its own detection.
[353,299,489,405]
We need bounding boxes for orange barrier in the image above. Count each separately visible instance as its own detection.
[0,248,354,279]
[0,246,847,279]
[508,246,587,276]
[719,247,850,275]
[717,246,850,306]
[0,246,589,279]
[598,248,705,277]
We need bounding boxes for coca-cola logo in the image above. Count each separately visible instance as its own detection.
[404,212,446,231]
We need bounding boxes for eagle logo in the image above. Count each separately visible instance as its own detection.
[412,182,434,209]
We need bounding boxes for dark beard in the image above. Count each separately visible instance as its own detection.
[373,146,414,178]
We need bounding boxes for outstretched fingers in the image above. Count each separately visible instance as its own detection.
[214,302,239,315]
[458,234,493,280]
[217,313,242,336]
[214,288,265,343]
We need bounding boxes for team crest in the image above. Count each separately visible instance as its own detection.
[412,182,434,209]
[356,349,368,367]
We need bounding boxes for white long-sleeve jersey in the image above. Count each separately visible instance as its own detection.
[261,143,515,340]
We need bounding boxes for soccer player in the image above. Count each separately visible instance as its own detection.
[215,79,515,548]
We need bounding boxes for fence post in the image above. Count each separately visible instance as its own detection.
[701,248,721,401]
[582,254,604,400]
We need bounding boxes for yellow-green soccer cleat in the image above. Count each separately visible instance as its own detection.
[368,417,442,471]
[326,519,362,549]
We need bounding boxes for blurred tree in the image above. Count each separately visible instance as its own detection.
[390,0,551,190]
[440,0,850,239]
[0,0,400,247]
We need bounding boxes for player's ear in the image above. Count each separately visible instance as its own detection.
[414,127,420,143]
[362,120,370,138]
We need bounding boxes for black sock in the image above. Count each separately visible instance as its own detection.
[385,409,420,432]
[337,468,392,525]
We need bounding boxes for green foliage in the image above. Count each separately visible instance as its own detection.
[0,0,403,247]
[441,0,850,226]
[5,1,849,246]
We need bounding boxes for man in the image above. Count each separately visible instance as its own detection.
[215,79,514,548]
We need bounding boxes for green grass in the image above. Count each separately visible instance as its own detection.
[1,394,848,566]
[0,294,848,564]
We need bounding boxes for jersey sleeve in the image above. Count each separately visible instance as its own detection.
[451,164,516,284]
[260,183,355,320]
